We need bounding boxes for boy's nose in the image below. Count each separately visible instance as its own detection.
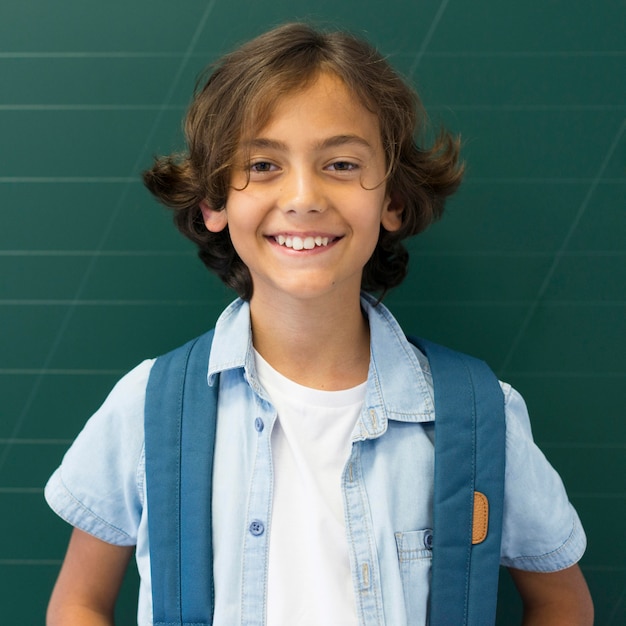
[278,169,326,214]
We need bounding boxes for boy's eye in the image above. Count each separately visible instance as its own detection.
[327,161,357,172]
[249,161,276,173]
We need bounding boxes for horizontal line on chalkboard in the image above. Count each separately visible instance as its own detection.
[579,565,626,572]
[1,250,624,258]
[540,443,626,450]
[1,104,622,112]
[0,51,193,58]
[391,301,626,307]
[0,559,63,566]
[0,250,193,257]
[463,178,624,184]
[0,51,224,60]
[0,300,624,307]
[1,299,625,308]
[0,177,141,183]
[0,299,211,306]
[429,104,626,111]
[404,51,626,59]
[1,50,624,59]
[1,369,623,378]
[507,372,626,378]
[570,493,626,499]
[0,104,185,111]
[0,439,73,445]
[1,177,623,185]
[408,251,626,258]
[0,369,125,375]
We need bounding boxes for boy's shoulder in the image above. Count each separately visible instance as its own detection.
[95,357,156,425]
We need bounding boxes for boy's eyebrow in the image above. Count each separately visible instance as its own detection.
[315,134,374,151]
[242,134,374,152]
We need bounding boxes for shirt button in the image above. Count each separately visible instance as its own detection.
[424,531,433,550]
[249,520,265,536]
[254,417,264,432]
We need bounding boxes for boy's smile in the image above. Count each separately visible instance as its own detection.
[270,233,335,251]
[200,71,402,304]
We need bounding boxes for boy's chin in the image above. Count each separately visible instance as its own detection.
[250,276,364,305]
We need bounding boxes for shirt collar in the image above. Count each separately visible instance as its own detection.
[207,294,435,432]
[358,293,434,439]
[208,298,254,384]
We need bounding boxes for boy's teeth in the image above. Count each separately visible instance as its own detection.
[275,235,330,249]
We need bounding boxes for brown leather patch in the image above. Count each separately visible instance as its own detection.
[472,491,489,544]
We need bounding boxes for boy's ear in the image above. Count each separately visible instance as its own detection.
[381,192,404,232]
[199,199,228,232]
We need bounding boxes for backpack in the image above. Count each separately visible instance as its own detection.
[145,330,506,626]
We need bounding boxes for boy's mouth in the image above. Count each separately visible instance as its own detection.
[271,235,338,251]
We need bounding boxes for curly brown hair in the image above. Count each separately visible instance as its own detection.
[143,22,463,300]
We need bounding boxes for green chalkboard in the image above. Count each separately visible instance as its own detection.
[1,1,624,623]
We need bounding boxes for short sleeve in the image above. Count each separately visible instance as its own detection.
[44,359,154,546]
[500,383,586,572]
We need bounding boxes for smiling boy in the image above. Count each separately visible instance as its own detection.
[201,71,401,391]
[45,23,593,626]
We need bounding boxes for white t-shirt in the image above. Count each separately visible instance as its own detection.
[255,350,366,626]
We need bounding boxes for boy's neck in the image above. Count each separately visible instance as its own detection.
[249,292,370,391]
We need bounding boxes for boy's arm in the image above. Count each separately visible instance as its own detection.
[47,527,134,626]
[508,564,593,626]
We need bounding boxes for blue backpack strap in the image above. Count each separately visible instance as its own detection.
[145,329,217,626]
[410,337,506,626]
[145,330,504,625]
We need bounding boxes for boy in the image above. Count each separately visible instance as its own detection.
[45,23,593,625]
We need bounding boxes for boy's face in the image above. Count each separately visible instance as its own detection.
[201,71,402,306]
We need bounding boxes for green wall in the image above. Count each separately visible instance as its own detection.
[1,1,624,623]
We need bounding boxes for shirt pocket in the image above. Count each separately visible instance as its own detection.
[395,529,432,624]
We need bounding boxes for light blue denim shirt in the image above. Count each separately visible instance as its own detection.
[45,294,586,626]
